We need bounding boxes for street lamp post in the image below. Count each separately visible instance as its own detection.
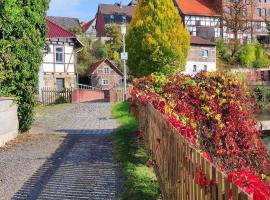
[120,23,128,101]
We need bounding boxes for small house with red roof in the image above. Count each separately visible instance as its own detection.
[38,19,83,96]
[184,36,216,75]
[88,59,123,90]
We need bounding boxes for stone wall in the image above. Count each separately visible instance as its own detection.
[0,98,19,146]
[43,73,76,88]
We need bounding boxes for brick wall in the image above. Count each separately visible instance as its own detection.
[71,89,105,103]
[90,62,123,90]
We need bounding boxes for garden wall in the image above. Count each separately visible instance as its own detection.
[138,104,251,200]
[71,89,104,103]
[0,98,19,146]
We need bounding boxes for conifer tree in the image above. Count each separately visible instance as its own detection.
[126,0,190,77]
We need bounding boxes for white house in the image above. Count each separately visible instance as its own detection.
[184,36,216,75]
[38,19,83,98]
[81,17,97,40]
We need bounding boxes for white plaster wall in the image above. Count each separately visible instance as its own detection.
[65,54,74,63]
[65,46,73,54]
[66,64,75,73]
[44,53,53,63]
[0,98,19,147]
[184,61,216,75]
[43,64,54,72]
[55,64,65,73]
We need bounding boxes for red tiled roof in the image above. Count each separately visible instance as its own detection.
[82,17,96,33]
[89,59,124,76]
[46,19,75,38]
[190,36,216,46]
[175,0,220,16]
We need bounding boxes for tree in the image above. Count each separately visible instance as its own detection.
[105,25,122,59]
[219,0,257,54]
[126,0,190,78]
[0,0,49,131]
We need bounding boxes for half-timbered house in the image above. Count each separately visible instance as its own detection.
[174,0,221,40]
[38,19,83,97]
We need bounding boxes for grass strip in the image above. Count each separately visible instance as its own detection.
[112,102,161,200]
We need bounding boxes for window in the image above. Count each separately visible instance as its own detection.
[102,79,109,85]
[104,66,110,74]
[202,50,209,57]
[193,65,197,72]
[56,78,65,89]
[55,47,64,63]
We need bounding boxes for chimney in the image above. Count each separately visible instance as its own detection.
[119,1,122,8]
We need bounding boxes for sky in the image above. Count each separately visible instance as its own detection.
[48,0,130,22]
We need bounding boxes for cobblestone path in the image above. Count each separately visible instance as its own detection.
[0,103,121,200]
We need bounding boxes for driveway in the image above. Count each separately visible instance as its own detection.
[0,102,121,200]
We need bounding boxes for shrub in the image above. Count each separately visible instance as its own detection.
[131,72,270,199]
[252,86,270,108]
[240,44,256,68]
[0,0,49,132]
[126,0,190,77]
[216,39,230,62]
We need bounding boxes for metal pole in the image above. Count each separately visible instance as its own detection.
[123,32,127,101]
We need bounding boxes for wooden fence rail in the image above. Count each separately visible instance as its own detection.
[138,104,252,200]
[41,87,73,105]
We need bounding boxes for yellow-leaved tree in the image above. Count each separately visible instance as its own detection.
[126,0,190,77]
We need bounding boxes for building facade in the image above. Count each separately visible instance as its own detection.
[39,19,83,95]
[185,36,217,75]
[174,0,222,40]
[219,0,270,43]
[89,59,123,90]
[82,17,97,40]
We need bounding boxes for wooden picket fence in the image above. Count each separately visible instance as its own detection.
[110,87,132,102]
[41,87,73,105]
[138,104,252,200]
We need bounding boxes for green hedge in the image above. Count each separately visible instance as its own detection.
[0,0,49,132]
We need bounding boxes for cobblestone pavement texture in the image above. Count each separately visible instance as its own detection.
[0,103,121,200]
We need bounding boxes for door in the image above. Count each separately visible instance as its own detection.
[56,78,65,90]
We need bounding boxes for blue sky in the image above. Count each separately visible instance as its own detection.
[48,0,130,22]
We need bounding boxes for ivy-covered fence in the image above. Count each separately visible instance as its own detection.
[138,104,251,200]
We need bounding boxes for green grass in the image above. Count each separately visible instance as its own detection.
[112,102,161,200]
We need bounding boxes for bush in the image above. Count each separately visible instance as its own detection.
[252,86,270,108]
[131,72,270,198]
[216,39,230,62]
[0,1,49,132]
[240,44,256,68]
[239,43,269,68]
[126,0,190,77]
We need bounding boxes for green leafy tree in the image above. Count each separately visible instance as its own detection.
[126,0,190,77]
[0,0,49,131]
[92,40,108,59]
[105,25,122,59]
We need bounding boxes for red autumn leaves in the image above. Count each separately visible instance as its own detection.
[131,72,270,199]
